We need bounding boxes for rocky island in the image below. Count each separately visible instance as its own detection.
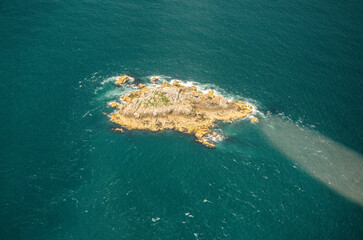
[109,75,256,148]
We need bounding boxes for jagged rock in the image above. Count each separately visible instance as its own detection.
[137,84,145,89]
[109,81,253,148]
[114,128,125,133]
[196,138,216,148]
[207,90,215,99]
[161,82,172,88]
[251,117,259,123]
[110,101,118,108]
[151,77,159,82]
[115,75,130,85]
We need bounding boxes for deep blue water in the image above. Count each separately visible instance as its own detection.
[1,0,362,239]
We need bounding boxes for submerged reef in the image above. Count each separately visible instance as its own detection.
[109,76,256,148]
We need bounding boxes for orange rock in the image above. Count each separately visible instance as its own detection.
[161,82,172,88]
[207,90,215,99]
[110,102,118,108]
[151,77,159,82]
[251,117,259,123]
[137,84,145,89]
[197,139,215,148]
[114,128,125,133]
[115,75,130,85]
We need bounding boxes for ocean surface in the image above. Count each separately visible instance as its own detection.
[1,1,362,239]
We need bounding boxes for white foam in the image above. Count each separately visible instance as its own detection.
[127,76,135,83]
[148,75,172,82]
[94,86,104,94]
[151,217,160,222]
[95,75,136,93]
[100,76,118,85]
[97,74,257,105]
[82,111,90,118]
[207,134,225,143]
[185,212,194,218]
[170,79,231,100]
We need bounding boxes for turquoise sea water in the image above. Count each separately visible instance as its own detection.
[1,0,362,239]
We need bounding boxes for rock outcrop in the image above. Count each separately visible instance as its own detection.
[115,75,130,85]
[251,117,259,123]
[109,80,253,148]
[114,128,125,133]
[137,83,145,89]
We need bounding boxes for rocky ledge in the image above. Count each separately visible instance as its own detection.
[109,77,255,148]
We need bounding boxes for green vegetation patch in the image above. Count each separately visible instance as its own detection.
[143,91,172,108]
